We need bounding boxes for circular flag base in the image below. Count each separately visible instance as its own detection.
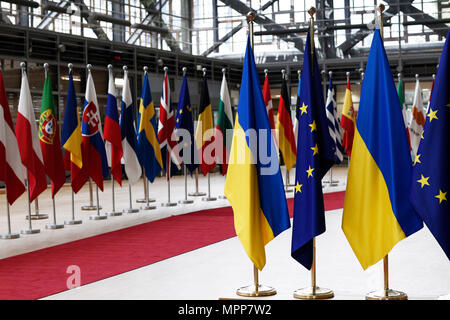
[188,192,206,197]
[123,208,139,213]
[0,233,20,239]
[178,199,194,204]
[294,286,334,300]
[81,205,102,211]
[161,202,177,207]
[26,214,48,220]
[107,211,123,217]
[202,197,217,202]
[45,223,64,230]
[65,219,83,225]
[20,228,40,235]
[141,205,157,210]
[236,285,277,297]
[89,214,107,220]
[218,195,227,199]
[366,289,407,300]
[136,198,156,203]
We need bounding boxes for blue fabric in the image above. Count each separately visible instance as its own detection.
[410,29,450,260]
[291,31,335,270]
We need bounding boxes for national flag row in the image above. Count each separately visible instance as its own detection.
[226,27,449,276]
[0,63,235,207]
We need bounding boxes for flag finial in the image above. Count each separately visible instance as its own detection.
[329,71,333,78]
[222,67,226,75]
[68,63,73,72]
[163,66,168,75]
[264,69,268,76]
[202,67,207,77]
[44,63,49,78]
[415,73,419,80]
[143,66,148,73]
[123,65,128,73]
[182,67,187,76]
[87,64,92,73]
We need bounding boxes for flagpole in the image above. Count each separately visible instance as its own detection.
[141,169,157,210]
[89,184,107,220]
[281,69,293,194]
[201,67,217,202]
[218,67,228,200]
[365,4,407,301]
[236,10,276,298]
[188,168,206,196]
[1,194,20,239]
[82,178,101,210]
[328,71,338,186]
[64,63,82,226]
[293,7,333,300]
[21,170,40,234]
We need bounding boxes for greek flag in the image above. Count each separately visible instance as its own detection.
[325,77,344,164]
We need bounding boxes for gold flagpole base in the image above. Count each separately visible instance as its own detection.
[188,191,206,197]
[236,284,277,297]
[366,289,407,300]
[293,286,334,300]
[136,198,156,203]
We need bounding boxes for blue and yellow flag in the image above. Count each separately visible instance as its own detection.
[291,31,335,270]
[342,29,423,270]
[224,37,290,271]
[137,71,163,183]
[175,74,198,175]
[410,30,450,260]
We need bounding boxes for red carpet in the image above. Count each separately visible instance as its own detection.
[0,191,345,300]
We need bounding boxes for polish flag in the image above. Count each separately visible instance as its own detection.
[0,70,25,204]
[15,67,47,202]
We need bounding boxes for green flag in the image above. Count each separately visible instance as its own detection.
[215,72,233,175]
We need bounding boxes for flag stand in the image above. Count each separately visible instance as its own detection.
[235,10,278,298]
[21,172,40,234]
[323,167,338,186]
[1,197,20,239]
[124,183,140,213]
[161,170,177,207]
[141,175,156,210]
[107,178,122,216]
[218,175,227,199]
[286,169,295,187]
[236,264,276,297]
[45,196,64,229]
[188,168,206,196]
[293,238,334,299]
[284,167,293,193]
[179,165,194,204]
[137,169,155,203]
[24,197,48,220]
[202,172,217,201]
[65,189,82,225]
[366,254,407,300]
[82,178,102,210]
[89,185,107,220]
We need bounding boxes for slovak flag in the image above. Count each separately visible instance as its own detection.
[104,67,123,186]
[158,71,181,178]
[81,67,108,190]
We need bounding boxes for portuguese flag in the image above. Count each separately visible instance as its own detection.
[215,73,233,175]
[39,73,66,197]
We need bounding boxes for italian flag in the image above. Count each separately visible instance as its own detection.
[39,74,66,197]
[215,73,233,175]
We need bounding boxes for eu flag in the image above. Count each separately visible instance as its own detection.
[291,31,335,270]
[175,73,198,175]
[410,29,450,260]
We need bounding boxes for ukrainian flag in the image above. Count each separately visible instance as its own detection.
[342,29,423,270]
[137,71,163,183]
[224,37,290,271]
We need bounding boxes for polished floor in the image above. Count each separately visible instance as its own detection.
[1,167,449,300]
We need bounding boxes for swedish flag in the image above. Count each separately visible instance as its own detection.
[137,71,163,182]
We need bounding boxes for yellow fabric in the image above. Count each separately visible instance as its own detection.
[276,122,296,170]
[342,88,355,121]
[195,104,214,149]
[342,128,405,270]
[225,117,274,271]
[138,100,163,168]
[63,107,82,169]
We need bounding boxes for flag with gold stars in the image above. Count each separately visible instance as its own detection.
[291,31,335,270]
[410,30,450,260]
[342,29,423,270]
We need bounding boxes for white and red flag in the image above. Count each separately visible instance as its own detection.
[15,67,47,202]
[0,70,25,204]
